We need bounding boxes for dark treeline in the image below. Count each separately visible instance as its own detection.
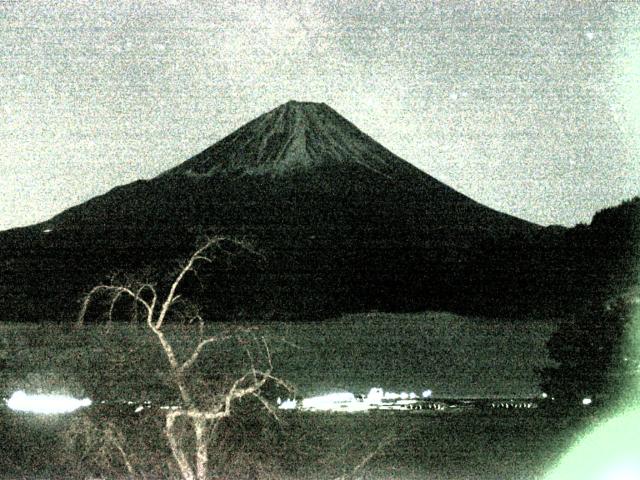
[0,191,637,328]
[0,165,538,323]
[539,197,640,404]
[463,196,639,404]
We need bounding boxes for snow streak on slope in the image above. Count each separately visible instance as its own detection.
[163,101,412,178]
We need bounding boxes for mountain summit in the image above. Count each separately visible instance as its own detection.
[0,101,543,321]
[164,100,414,177]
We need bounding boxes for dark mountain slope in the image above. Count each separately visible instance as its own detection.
[0,101,544,321]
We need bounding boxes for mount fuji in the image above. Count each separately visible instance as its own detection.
[0,101,544,321]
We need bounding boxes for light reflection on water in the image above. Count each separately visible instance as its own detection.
[4,386,549,416]
[276,387,543,413]
[278,387,433,412]
[6,390,91,414]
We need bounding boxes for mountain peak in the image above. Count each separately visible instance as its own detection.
[274,100,332,122]
[163,101,404,177]
[282,99,328,108]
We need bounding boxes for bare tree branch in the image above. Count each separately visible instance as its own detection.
[334,435,395,480]
[77,285,152,325]
[104,422,140,480]
[155,236,229,329]
[253,392,281,422]
[180,334,234,372]
[107,289,125,325]
[77,237,290,480]
[166,412,196,480]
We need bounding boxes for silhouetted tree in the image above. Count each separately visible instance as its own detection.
[540,293,636,404]
[540,198,640,406]
[78,237,292,480]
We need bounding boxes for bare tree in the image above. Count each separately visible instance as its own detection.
[77,237,292,480]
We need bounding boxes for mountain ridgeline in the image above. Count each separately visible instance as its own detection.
[0,101,636,323]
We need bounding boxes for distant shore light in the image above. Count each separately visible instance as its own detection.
[582,397,593,406]
[6,390,92,414]
[301,392,355,411]
[278,398,297,410]
[367,387,384,402]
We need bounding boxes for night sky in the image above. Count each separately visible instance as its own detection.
[1,0,639,231]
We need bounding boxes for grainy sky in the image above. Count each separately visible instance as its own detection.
[1,0,639,230]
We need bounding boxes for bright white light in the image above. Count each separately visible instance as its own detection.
[301,392,355,411]
[603,462,640,480]
[134,405,144,413]
[383,391,400,400]
[279,387,440,413]
[6,390,92,414]
[367,387,384,402]
[541,392,549,399]
[582,397,593,406]
[278,398,297,410]
[544,408,640,480]
[43,229,52,233]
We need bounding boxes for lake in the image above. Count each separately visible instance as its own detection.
[0,311,569,478]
